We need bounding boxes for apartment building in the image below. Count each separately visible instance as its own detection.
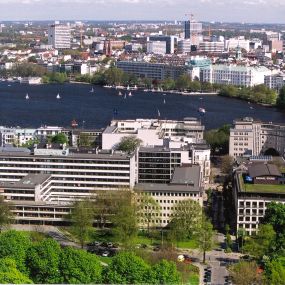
[264,73,285,90]
[233,162,285,235]
[200,65,272,87]
[102,118,205,150]
[229,117,285,158]
[48,24,71,49]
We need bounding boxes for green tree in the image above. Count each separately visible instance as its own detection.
[219,85,238,98]
[137,192,161,235]
[103,252,151,284]
[117,136,142,153]
[196,215,215,263]
[59,247,102,284]
[79,133,92,147]
[277,86,285,109]
[0,258,33,284]
[189,80,201,92]
[0,196,13,232]
[51,133,68,144]
[161,78,176,90]
[26,238,61,284]
[70,200,94,249]
[111,191,138,247]
[228,261,263,285]
[0,230,31,273]
[175,74,191,91]
[151,259,181,284]
[243,224,276,260]
[265,257,285,285]
[262,202,285,251]
[169,199,202,241]
[221,155,234,174]
[104,67,124,85]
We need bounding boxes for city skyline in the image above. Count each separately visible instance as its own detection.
[0,0,284,23]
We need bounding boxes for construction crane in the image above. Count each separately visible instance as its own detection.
[185,13,195,21]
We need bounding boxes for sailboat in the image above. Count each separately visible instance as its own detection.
[128,91,132,97]
[56,93,61,99]
[127,85,130,91]
[134,85,138,90]
[163,99,166,104]
[118,91,123,96]
[124,93,127,99]
[25,93,29,100]
[90,87,94,93]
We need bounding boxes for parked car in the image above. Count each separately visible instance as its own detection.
[102,251,110,257]
[107,242,113,248]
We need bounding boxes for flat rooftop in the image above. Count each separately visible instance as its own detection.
[1,174,51,189]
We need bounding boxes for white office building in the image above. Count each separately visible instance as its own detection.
[48,24,71,49]
[147,41,167,55]
[200,65,272,87]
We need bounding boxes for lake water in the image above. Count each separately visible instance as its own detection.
[0,82,284,129]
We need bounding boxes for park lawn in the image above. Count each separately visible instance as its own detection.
[98,256,113,265]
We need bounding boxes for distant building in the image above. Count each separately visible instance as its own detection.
[146,41,167,55]
[148,35,175,54]
[184,19,202,46]
[48,24,71,49]
[116,60,187,80]
[177,39,191,54]
[229,117,285,158]
[264,74,285,90]
[200,65,272,87]
[225,37,250,52]
[199,42,225,53]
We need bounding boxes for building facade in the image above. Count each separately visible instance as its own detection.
[48,24,71,49]
[229,117,285,158]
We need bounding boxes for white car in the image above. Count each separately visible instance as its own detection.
[102,251,110,257]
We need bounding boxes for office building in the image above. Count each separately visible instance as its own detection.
[177,39,191,54]
[199,42,225,53]
[233,161,285,235]
[229,117,285,158]
[48,24,71,49]
[148,35,175,54]
[116,61,187,81]
[264,74,285,90]
[200,65,272,87]
[184,19,202,46]
[146,41,167,55]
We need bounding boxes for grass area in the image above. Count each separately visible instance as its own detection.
[244,183,285,193]
[98,256,113,265]
[177,240,198,249]
[188,274,199,285]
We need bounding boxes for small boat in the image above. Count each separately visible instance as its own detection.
[25,93,29,100]
[163,99,166,104]
[8,84,11,87]
[124,93,127,99]
[199,97,203,100]
[198,107,206,114]
[118,91,122,96]
[250,106,254,110]
[128,91,132,97]
[152,88,155,92]
[90,87,94,93]
[134,85,138,90]
[163,93,166,96]
[127,85,130,91]
[56,93,61,99]
[71,119,78,128]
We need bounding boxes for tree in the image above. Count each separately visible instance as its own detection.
[111,191,138,247]
[262,202,285,251]
[26,238,61,284]
[104,67,124,85]
[0,196,13,232]
[70,200,94,249]
[221,155,234,174]
[137,192,161,235]
[79,133,92,147]
[265,257,285,285]
[103,252,151,284]
[196,215,215,263]
[0,258,33,284]
[51,133,68,145]
[175,74,191,91]
[59,246,102,284]
[117,136,142,153]
[161,78,176,90]
[243,224,276,260]
[169,199,202,241]
[0,230,31,274]
[151,259,181,284]
[228,261,263,285]
[277,86,285,109]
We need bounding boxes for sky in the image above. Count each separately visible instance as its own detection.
[0,0,284,23]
